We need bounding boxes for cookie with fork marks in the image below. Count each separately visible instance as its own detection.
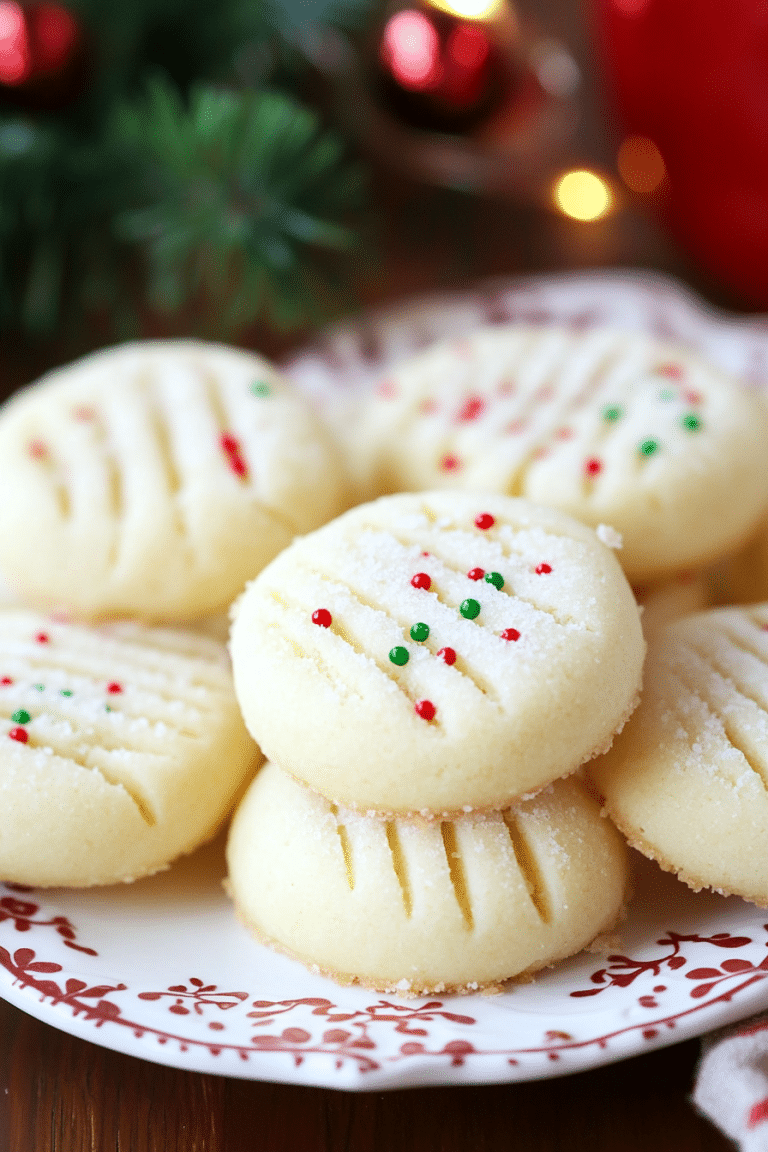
[0,610,259,886]
[229,491,645,816]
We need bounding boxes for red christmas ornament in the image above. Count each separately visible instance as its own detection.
[0,1,85,111]
[375,4,509,133]
[593,0,768,307]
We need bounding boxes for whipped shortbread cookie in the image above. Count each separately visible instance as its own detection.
[230,492,645,816]
[358,326,768,582]
[589,604,768,905]
[0,340,347,622]
[0,611,259,886]
[227,763,629,994]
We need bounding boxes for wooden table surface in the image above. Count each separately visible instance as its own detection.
[0,2,758,1148]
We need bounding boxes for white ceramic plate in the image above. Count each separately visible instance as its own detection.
[1,270,767,1089]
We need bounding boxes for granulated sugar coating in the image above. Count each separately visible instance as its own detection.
[229,491,645,816]
[589,603,768,904]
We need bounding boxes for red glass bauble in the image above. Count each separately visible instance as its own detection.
[593,0,768,307]
[375,5,511,133]
[0,0,86,111]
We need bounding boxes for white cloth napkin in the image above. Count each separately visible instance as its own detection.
[694,1014,768,1149]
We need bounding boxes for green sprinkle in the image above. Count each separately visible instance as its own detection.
[250,381,271,397]
[659,389,675,401]
[33,683,44,692]
[682,413,702,432]
[389,646,409,666]
[602,405,622,422]
[410,622,429,642]
[60,689,72,697]
[105,705,112,712]
[639,439,659,457]
[460,598,481,620]
[11,709,30,724]
[484,571,504,590]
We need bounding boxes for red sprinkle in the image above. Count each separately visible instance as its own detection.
[29,440,48,459]
[501,628,520,642]
[220,433,239,454]
[107,682,123,694]
[73,406,96,421]
[9,727,28,743]
[312,609,332,628]
[457,396,485,422]
[585,457,602,478]
[441,454,461,472]
[420,398,438,414]
[556,427,574,440]
[497,381,515,396]
[35,633,49,644]
[474,513,494,530]
[220,432,249,479]
[684,389,703,405]
[467,567,485,581]
[536,563,552,575]
[656,363,684,380]
[437,647,456,665]
[411,573,431,590]
[230,455,248,478]
[0,677,12,685]
[415,699,436,721]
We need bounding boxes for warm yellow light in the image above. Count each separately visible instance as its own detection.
[553,170,613,221]
[426,0,504,21]
[617,135,666,194]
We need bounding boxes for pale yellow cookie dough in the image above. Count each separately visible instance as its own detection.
[229,491,645,815]
[589,603,768,905]
[0,611,260,886]
[0,340,347,622]
[359,326,768,582]
[227,763,629,994]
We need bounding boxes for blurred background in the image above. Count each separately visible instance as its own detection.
[0,0,764,391]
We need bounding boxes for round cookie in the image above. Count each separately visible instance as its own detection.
[229,491,645,815]
[359,325,768,581]
[227,763,629,994]
[0,340,347,622]
[0,610,259,886]
[589,603,768,905]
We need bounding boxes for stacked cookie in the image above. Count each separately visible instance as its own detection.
[0,340,350,886]
[227,491,642,992]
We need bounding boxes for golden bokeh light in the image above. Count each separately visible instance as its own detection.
[553,170,613,221]
[617,135,666,194]
[426,0,505,21]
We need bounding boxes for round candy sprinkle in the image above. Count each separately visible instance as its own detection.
[656,363,684,380]
[11,710,30,724]
[585,457,602,477]
[389,646,409,666]
[640,439,659,457]
[60,690,72,697]
[411,572,431,590]
[467,567,485,581]
[312,609,332,628]
[34,684,44,692]
[9,727,28,743]
[602,405,622,422]
[35,633,49,644]
[410,622,430,642]
[681,413,702,432]
[460,598,481,620]
[107,682,123,695]
[441,454,461,472]
[474,513,494,530]
[684,389,702,405]
[0,677,12,685]
[484,571,504,590]
[535,563,552,575]
[414,699,436,721]
[29,440,48,459]
[457,395,485,422]
[501,628,521,642]
[250,381,271,397]
[437,646,456,665]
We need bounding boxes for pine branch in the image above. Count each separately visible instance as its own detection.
[113,78,367,331]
